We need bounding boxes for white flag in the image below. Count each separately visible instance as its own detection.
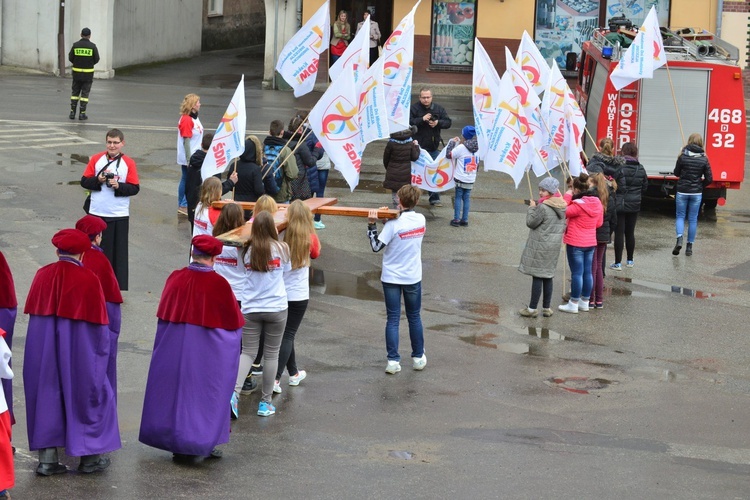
[483,71,535,188]
[610,6,666,91]
[330,17,370,83]
[516,31,550,96]
[472,38,501,161]
[358,56,389,145]
[506,46,546,175]
[564,86,586,176]
[539,62,568,174]
[411,146,454,193]
[382,1,420,133]
[201,75,246,180]
[276,1,330,97]
[308,65,362,191]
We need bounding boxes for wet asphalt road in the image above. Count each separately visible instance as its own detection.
[2,47,750,498]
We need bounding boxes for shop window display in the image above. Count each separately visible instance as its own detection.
[430,0,477,67]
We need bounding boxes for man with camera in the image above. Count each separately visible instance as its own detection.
[80,129,140,291]
[409,88,452,206]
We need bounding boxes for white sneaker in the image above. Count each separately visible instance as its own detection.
[288,370,306,386]
[558,301,579,314]
[412,354,427,371]
[273,381,282,394]
[385,360,401,374]
[313,221,325,230]
[579,300,590,312]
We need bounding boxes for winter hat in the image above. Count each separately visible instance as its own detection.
[81,28,91,37]
[462,126,476,140]
[538,177,559,194]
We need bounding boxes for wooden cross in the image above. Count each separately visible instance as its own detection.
[211,197,399,247]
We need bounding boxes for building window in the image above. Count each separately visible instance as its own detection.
[429,0,477,69]
[208,0,224,17]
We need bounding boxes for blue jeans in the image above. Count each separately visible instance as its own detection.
[382,281,424,362]
[675,192,702,243]
[453,186,471,222]
[178,164,187,207]
[566,245,595,300]
[314,169,329,222]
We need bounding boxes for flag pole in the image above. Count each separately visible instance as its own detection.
[262,118,310,181]
[584,126,600,153]
[267,123,314,180]
[526,169,534,200]
[664,62,686,145]
[232,158,238,200]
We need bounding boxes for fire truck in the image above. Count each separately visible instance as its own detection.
[575,20,746,210]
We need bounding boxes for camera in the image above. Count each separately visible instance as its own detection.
[104,172,115,187]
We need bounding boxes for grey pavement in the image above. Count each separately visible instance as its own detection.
[2,46,750,498]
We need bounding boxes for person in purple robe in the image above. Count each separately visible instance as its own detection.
[23,229,120,476]
[0,252,16,426]
[76,214,124,399]
[139,235,243,463]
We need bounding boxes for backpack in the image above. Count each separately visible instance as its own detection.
[263,143,285,191]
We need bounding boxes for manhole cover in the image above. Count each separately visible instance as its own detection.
[545,376,613,394]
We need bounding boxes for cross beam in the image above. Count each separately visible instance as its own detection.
[211,197,399,247]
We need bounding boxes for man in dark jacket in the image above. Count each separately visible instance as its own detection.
[186,133,237,230]
[409,88,452,206]
[68,28,100,121]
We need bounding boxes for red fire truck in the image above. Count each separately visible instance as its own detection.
[575,23,746,210]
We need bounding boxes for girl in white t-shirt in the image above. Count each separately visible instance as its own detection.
[275,201,321,394]
[367,185,426,375]
[193,177,222,238]
[233,211,290,418]
[212,202,247,300]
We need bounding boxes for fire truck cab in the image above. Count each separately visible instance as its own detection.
[576,23,746,209]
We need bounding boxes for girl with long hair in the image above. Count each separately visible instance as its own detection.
[673,133,712,256]
[588,172,617,309]
[193,177,222,237]
[559,173,603,314]
[232,211,290,418]
[274,201,321,394]
[177,93,203,214]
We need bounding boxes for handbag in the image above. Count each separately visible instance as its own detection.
[331,40,347,56]
[290,166,312,201]
[82,192,91,213]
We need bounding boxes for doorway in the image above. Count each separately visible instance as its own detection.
[338,0,392,44]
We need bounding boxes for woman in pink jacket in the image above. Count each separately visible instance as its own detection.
[559,173,603,314]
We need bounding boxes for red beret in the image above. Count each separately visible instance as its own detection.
[191,235,223,257]
[52,229,91,254]
[75,215,107,238]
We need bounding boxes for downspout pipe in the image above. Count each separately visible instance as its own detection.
[716,0,723,38]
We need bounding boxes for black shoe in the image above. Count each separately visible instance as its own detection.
[78,456,110,474]
[240,376,257,395]
[251,364,263,376]
[172,453,199,464]
[685,243,693,256]
[459,220,468,226]
[672,236,683,255]
[450,219,460,227]
[207,448,223,459]
[79,113,88,121]
[36,462,68,476]
[69,111,76,120]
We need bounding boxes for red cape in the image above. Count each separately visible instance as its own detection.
[0,251,17,308]
[157,267,244,330]
[24,260,108,325]
[81,247,123,304]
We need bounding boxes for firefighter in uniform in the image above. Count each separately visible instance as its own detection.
[68,28,100,121]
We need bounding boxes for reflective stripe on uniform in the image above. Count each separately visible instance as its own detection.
[80,98,89,102]
[71,96,80,101]
[72,67,95,73]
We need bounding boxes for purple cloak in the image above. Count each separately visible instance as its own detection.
[23,315,121,456]
[139,320,241,456]
[106,301,122,401]
[0,307,16,424]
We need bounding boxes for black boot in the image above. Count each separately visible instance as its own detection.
[685,242,693,256]
[672,236,683,255]
[78,454,110,473]
[79,102,88,120]
[69,100,78,120]
[37,447,67,476]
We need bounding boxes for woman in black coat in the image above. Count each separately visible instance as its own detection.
[673,133,713,256]
[234,138,265,219]
[611,142,648,268]
[383,126,420,208]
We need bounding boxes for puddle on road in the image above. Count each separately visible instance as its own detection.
[545,376,614,394]
[525,327,566,340]
[309,268,383,302]
[613,277,716,299]
[388,450,415,460]
[458,333,530,354]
